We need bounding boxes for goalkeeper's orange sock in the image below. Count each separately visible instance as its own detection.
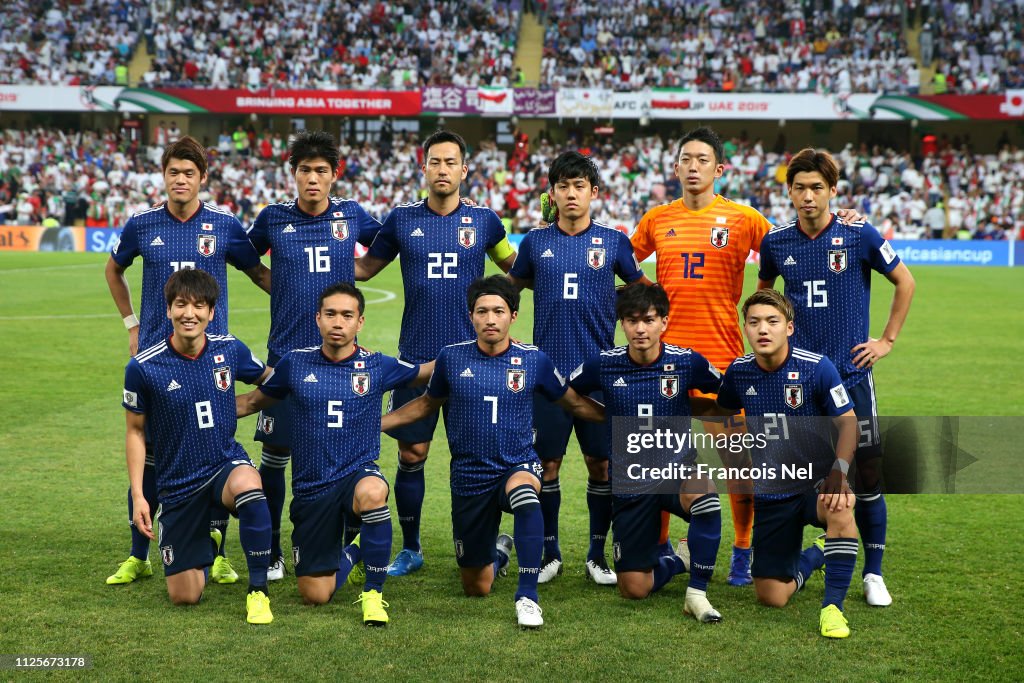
[728,492,753,549]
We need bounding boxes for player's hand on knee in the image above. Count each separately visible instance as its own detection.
[819,472,852,512]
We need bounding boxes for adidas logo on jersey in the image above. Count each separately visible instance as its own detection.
[460,368,475,378]
[303,373,318,383]
[746,386,757,396]
[666,229,676,237]
[784,255,796,265]
[283,224,296,233]
[541,249,554,258]
[150,236,165,246]
[167,379,181,391]
[410,228,425,237]
[613,377,627,387]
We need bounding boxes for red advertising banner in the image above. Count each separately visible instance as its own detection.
[156,89,421,116]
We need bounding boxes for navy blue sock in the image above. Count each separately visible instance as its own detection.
[586,479,612,563]
[394,459,425,552]
[540,477,561,561]
[128,462,158,559]
[234,489,272,589]
[259,449,289,559]
[651,554,687,593]
[823,537,858,610]
[686,494,721,592]
[855,492,887,576]
[510,485,543,603]
[796,540,825,590]
[359,506,392,592]
[335,541,362,590]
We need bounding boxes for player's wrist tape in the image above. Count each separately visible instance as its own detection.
[123,314,140,329]
[832,459,850,476]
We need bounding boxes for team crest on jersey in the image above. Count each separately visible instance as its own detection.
[454,540,464,559]
[458,227,476,249]
[292,546,300,566]
[613,542,621,563]
[587,247,606,270]
[660,375,679,398]
[785,384,804,409]
[828,249,848,273]
[331,220,349,241]
[710,227,729,249]
[197,234,216,256]
[351,372,370,396]
[214,366,232,391]
[259,414,275,435]
[161,545,174,566]
[507,368,526,393]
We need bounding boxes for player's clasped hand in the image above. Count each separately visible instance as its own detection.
[851,337,892,369]
[819,471,853,512]
[131,496,155,540]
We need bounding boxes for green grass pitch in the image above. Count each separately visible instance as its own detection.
[0,252,1021,680]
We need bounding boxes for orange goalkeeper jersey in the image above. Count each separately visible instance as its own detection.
[631,195,771,372]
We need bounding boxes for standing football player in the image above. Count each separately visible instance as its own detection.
[357,131,517,576]
[237,283,433,626]
[758,147,915,607]
[381,276,604,628]
[508,151,649,586]
[105,135,270,586]
[123,269,274,624]
[246,131,381,581]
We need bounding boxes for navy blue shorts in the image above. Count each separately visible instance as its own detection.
[253,394,293,450]
[157,459,251,576]
[532,392,608,461]
[751,493,824,579]
[450,465,541,568]
[384,385,440,445]
[290,468,389,577]
[610,493,688,572]
[849,373,882,461]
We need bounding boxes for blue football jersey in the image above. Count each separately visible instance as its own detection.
[259,346,418,498]
[426,340,566,495]
[367,201,506,363]
[111,203,262,349]
[123,334,266,504]
[570,343,722,488]
[759,216,901,389]
[247,198,381,362]
[718,347,853,497]
[509,222,643,374]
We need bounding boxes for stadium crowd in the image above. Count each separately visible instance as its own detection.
[926,0,1024,93]
[541,0,922,94]
[1,125,1020,240]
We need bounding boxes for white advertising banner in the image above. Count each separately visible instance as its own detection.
[0,85,150,112]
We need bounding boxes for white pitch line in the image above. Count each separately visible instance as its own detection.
[0,287,398,321]
[0,263,101,275]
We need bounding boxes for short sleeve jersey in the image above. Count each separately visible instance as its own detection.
[247,197,381,362]
[426,341,567,495]
[631,195,771,372]
[509,221,643,374]
[718,347,853,497]
[570,343,722,488]
[123,334,265,504]
[367,201,506,363]
[258,346,418,499]
[758,215,901,389]
[111,203,262,349]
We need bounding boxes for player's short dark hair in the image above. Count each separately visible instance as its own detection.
[423,129,467,164]
[161,135,208,175]
[164,268,219,308]
[318,282,365,315]
[677,126,724,165]
[548,150,600,188]
[467,275,519,313]
[289,130,339,173]
[616,283,669,320]
[786,147,840,189]
[742,289,794,322]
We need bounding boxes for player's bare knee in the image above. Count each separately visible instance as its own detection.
[353,478,389,513]
[541,458,562,480]
[168,586,202,605]
[584,455,608,481]
[754,584,791,608]
[298,578,334,605]
[461,576,492,597]
[826,511,858,538]
[616,572,652,600]
[398,441,429,466]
